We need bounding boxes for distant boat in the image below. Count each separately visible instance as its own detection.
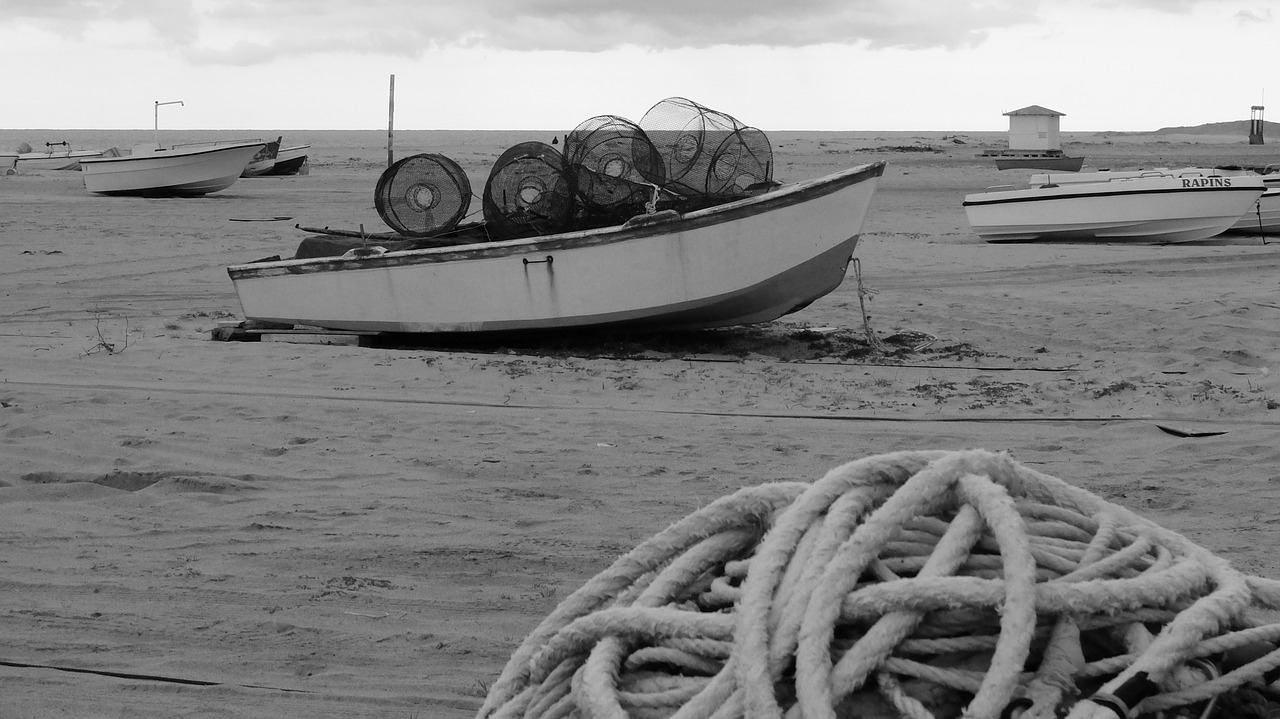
[227,162,885,335]
[1229,168,1280,234]
[964,169,1266,243]
[79,141,265,196]
[252,140,310,176]
[992,154,1085,172]
[982,149,1084,172]
[14,142,120,171]
[240,137,282,177]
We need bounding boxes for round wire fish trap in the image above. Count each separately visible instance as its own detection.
[564,115,665,188]
[477,449,1280,719]
[562,115,666,230]
[707,126,774,198]
[639,97,748,197]
[373,153,471,237]
[570,164,656,230]
[482,142,574,241]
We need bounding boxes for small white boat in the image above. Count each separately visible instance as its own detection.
[963,169,1267,243]
[227,162,885,335]
[78,141,265,196]
[15,143,119,171]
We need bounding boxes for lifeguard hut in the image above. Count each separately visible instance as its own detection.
[982,104,1083,171]
[1005,105,1064,152]
[1250,105,1265,145]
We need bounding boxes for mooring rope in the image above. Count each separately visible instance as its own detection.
[475,449,1280,719]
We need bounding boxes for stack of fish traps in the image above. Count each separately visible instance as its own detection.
[476,449,1280,719]
[372,98,776,241]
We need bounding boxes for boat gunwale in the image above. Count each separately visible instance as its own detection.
[78,141,266,166]
[228,161,886,277]
[962,180,1266,208]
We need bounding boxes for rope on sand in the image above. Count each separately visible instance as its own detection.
[475,449,1280,719]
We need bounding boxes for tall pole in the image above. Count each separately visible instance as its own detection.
[154,99,184,147]
[387,74,395,168]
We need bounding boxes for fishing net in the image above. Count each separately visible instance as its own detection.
[482,142,574,240]
[639,97,772,198]
[374,153,472,237]
[477,449,1280,719]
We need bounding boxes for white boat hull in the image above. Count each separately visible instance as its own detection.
[228,162,885,334]
[964,173,1266,243]
[78,142,265,196]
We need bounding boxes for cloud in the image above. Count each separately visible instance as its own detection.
[7,0,198,42]
[407,0,1048,52]
[9,0,1255,69]
[1233,7,1272,22]
[10,0,1047,60]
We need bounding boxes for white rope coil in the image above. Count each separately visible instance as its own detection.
[476,449,1280,719]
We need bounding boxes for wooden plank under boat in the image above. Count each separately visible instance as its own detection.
[227,161,886,335]
[963,170,1266,243]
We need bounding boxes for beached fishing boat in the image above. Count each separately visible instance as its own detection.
[985,150,1084,172]
[78,141,265,196]
[239,137,281,177]
[257,142,310,176]
[992,154,1085,172]
[227,161,885,335]
[963,169,1266,243]
[14,142,120,171]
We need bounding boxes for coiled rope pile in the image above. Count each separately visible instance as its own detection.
[476,449,1280,719]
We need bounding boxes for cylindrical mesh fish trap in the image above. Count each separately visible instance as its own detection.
[373,153,472,237]
[639,97,752,197]
[482,142,574,241]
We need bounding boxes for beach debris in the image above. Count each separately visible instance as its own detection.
[477,448,1280,719]
[1155,425,1230,438]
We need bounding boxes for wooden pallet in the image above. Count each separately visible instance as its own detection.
[211,321,376,346]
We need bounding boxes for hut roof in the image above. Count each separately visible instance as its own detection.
[1003,105,1066,117]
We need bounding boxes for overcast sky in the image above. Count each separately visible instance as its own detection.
[2,0,1272,131]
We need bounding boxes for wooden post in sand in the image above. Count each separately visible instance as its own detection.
[387,74,396,167]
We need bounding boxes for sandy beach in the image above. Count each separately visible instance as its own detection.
[2,128,1279,717]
